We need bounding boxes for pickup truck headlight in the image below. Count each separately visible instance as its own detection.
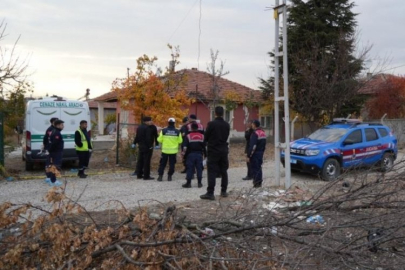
[305,149,320,156]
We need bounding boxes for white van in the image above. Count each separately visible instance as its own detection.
[22,96,91,170]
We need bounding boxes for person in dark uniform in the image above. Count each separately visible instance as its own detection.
[247,120,267,188]
[47,120,65,187]
[185,114,205,177]
[43,117,58,184]
[200,106,230,200]
[75,120,92,178]
[179,117,189,173]
[186,114,204,135]
[157,118,182,181]
[243,120,254,180]
[132,116,156,180]
[181,123,207,188]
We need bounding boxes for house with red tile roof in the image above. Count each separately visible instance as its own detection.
[95,68,264,135]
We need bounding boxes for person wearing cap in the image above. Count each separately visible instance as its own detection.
[157,117,183,182]
[200,106,230,200]
[179,116,189,173]
[75,120,93,178]
[243,120,254,180]
[247,120,267,188]
[181,122,206,188]
[132,116,156,180]
[46,119,65,187]
[42,117,58,184]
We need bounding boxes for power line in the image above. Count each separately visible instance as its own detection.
[197,0,202,71]
[167,0,199,43]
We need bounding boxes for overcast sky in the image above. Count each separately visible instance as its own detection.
[1,0,404,100]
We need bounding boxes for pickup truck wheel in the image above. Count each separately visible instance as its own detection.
[380,152,394,172]
[321,158,340,181]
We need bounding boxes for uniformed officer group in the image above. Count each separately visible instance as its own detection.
[40,106,266,199]
[42,118,92,187]
[132,106,267,200]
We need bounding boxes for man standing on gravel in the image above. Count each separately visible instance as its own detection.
[181,123,206,188]
[157,118,182,182]
[179,116,189,173]
[75,120,92,178]
[243,120,254,181]
[247,120,266,188]
[132,116,156,180]
[43,117,58,184]
[200,106,230,200]
[47,120,65,187]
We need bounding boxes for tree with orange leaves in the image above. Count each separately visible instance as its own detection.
[111,45,192,127]
[365,76,405,119]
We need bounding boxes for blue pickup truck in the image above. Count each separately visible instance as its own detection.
[281,119,398,180]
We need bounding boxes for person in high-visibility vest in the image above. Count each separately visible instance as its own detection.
[74,120,93,178]
[157,118,183,182]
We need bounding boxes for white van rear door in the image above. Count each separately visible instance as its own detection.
[60,105,88,148]
[30,104,60,150]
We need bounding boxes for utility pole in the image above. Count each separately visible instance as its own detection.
[273,0,291,189]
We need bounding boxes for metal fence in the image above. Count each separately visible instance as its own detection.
[115,122,139,168]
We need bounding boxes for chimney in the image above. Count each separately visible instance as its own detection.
[367,72,373,79]
[191,67,198,71]
[169,60,175,72]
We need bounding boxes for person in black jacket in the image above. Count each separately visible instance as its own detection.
[200,106,230,200]
[47,120,65,187]
[243,120,254,180]
[247,120,267,188]
[179,117,189,173]
[181,123,207,188]
[132,116,157,180]
[42,117,58,154]
[43,117,58,184]
[74,120,92,178]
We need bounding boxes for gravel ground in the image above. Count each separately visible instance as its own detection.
[3,152,403,216]
[0,160,323,214]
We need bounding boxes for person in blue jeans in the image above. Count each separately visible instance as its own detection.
[247,120,266,188]
[182,123,207,188]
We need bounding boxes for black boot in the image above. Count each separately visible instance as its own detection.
[168,175,172,181]
[157,175,163,182]
[198,178,202,188]
[182,182,191,188]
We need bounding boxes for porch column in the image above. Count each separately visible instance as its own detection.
[97,101,104,135]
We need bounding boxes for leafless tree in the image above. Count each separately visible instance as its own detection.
[206,49,229,108]
[0,21,30,96]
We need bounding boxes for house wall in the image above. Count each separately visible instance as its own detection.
[186,103,259,133]
[186,102,211,128]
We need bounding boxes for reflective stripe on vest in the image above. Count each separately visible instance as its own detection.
[75,129,90,151]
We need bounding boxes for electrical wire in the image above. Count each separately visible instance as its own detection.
[167,0,199,42]
[197,0,202,71]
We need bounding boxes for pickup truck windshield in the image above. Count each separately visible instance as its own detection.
[308,128,347,142]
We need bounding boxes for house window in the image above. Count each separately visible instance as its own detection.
[260,116,272,128]
[225,110,231,122]
[211,106,232,122]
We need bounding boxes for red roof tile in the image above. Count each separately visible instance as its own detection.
[87,100,117,109]
[93,91,118,102]
[92,68,262,103]
[175,68,262,102]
